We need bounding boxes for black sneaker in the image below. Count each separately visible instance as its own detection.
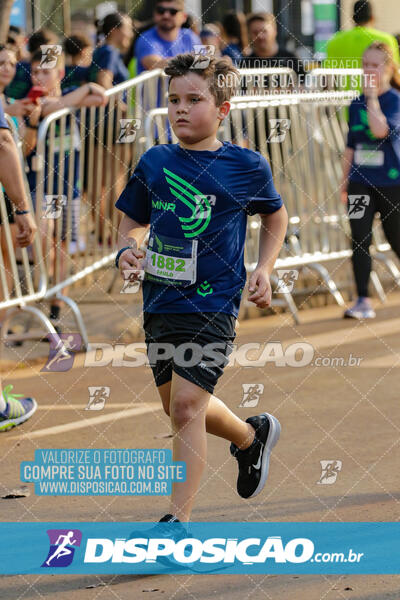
[129,514,188,543]
[230,412,281,499]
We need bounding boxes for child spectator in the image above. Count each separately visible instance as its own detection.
[62,34,93,92]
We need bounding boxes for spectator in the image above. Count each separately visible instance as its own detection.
[62,34,93,92]
[244,12,304,77]
[7,25,28,61]
[0,44,35,123]
[87,12,133,245]
[0,97,38,432]
[24,49,107,328]
[200,23,223,58]
[340,42,400,320]
[126,20,153,80]
[182,14,200,37]
[89,12,133,89]
[326,1,400,77]
[134,0,200,74]
[221,11,249,65]
[0,44,38,327]
[5,28,58,99]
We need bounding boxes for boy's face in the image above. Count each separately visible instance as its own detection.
[31,61,63,94]
[168,72,229,144]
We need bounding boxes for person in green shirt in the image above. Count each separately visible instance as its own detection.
[325,0,399,92]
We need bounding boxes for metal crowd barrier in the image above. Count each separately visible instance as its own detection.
[306,68,400,297]
[306,68,363,91]
[144,89,400,323]
[9,66,298,343]
[2,67,399,342]
[0,116,64,350]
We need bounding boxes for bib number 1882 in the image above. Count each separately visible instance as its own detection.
[151,254,185,272]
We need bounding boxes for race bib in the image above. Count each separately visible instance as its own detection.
[144,232,198,286]
[354,145,384,167]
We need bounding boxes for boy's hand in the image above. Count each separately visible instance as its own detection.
[118,247,145,279]
[248,268,272,308]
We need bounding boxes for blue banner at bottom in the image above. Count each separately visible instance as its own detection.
[0,522,399,574]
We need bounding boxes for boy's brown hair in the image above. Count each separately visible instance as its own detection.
[164,53,240,105]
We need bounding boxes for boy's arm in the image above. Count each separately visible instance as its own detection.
[248,205,288,308]
[117,214,149,278]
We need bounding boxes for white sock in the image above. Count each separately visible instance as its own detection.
[0,391,7,412]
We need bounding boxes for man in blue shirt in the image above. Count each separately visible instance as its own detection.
[115,54,288,534]
[135,0,201,74]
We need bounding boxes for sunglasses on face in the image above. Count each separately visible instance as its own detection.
[156,6,181,15]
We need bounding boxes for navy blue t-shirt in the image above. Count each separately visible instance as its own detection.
[347,88,400,186]
[116,142,283,317]
[89,44,128,86]
[61,65,89,91]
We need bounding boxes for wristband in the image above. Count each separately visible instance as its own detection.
[27,122,39,130]
[115,246,133,269]
[15,209,30,215]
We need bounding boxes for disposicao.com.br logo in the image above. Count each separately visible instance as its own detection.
[82,536,363,567]
[35,525,367,574]
[84,535,315,565]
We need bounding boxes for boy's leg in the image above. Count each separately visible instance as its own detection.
[157,380,255,450]
[168,372,209,522]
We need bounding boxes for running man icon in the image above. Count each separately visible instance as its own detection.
[41,334,82,372]
[42,529,82,568]
[46,532,76,566]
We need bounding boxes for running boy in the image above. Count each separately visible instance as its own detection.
[115,54,288,530]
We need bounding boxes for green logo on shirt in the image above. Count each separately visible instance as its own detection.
[163,167,212,238]
[196,281,214,297]
[388,168,400,179]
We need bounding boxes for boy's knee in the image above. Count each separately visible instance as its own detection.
[170,393,198,428]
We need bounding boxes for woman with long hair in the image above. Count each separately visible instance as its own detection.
[340,42,400,319]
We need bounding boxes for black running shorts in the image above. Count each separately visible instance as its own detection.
[143,311,237,394]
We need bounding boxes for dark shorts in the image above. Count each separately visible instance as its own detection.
[143,311,237,394]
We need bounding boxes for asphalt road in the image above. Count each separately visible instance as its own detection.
[1,292,400,599]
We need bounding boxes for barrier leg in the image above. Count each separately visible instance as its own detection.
[106,268,120,294]
[0,305,69,360]
[373,252,400,288]
[269,273,300,325]
[55,293,90,351]
[306,262,345,306]
[370,270,386,303]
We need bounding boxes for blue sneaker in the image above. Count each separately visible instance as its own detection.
[129,514,192,569]
[344,297,376,320]
[0,385,37,432]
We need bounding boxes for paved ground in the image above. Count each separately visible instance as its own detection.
[1,292,400,599]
